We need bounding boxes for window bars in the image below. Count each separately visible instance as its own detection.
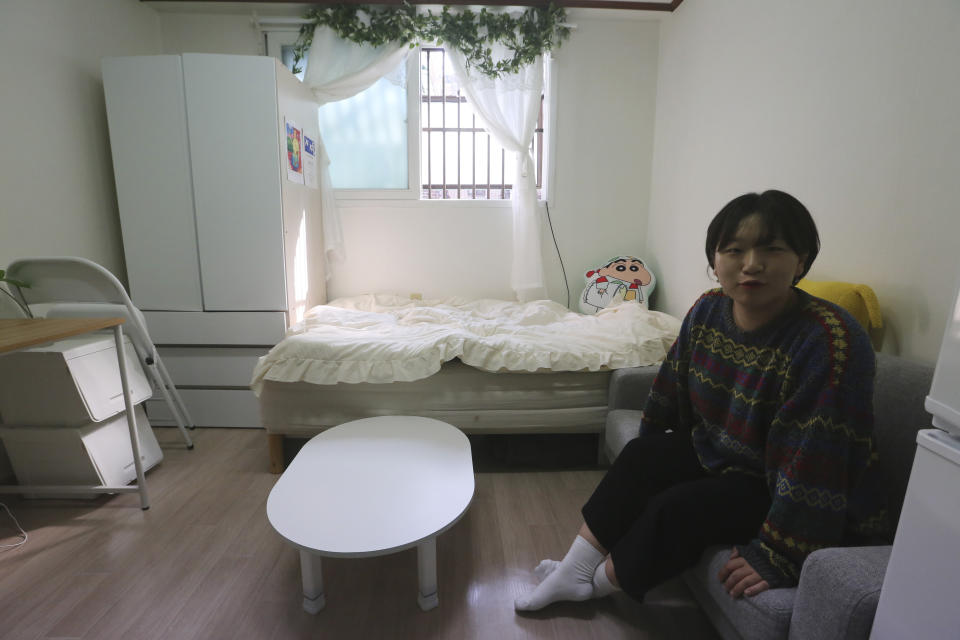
[420,47,543,200]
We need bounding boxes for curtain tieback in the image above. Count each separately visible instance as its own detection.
[520,153,533,179]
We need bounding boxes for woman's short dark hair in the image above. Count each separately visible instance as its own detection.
[705,190,820,280]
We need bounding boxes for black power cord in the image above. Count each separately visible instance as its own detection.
[544,201,571,309]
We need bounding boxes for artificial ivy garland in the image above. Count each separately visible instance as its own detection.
[291,3,571,79]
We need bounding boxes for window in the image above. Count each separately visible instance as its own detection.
[420,47,544,200]
[317,69,412,191]
[264,30,304,81]
[266,34,548,201]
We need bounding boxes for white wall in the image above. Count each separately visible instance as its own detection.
[158,11,261,55]
[0,0,161,282]
[4,1,952,362]
[155,8,662,304]
[647,0,960,363]
[546,12,660,307]
[0,0,160,482]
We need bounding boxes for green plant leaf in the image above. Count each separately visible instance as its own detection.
[290,2,570,79]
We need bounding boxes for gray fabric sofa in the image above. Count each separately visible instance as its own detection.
[603,352,935,640]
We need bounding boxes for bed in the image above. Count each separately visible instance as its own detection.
[252,294,681,472]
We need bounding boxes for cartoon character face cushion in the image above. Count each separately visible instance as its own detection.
[580,256,656,314]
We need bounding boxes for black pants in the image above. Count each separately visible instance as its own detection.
[582,432,771,600]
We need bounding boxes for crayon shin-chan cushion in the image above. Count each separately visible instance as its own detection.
[580,256,656,314]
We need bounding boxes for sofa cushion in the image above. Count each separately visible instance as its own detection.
[683,546,796,640]
[871,352,935,524]
[607,365,659,411]
[603,409,643,463]
[787,546,891,640]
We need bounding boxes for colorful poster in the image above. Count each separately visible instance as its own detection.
[303,134,318,189]
[285,119,304,184]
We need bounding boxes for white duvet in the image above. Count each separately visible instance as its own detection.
[250,294,682,394]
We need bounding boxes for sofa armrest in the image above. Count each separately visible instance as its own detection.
[608,365,659,411]
[787,545,892,640]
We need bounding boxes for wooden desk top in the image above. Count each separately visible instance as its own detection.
[0,317,125,354]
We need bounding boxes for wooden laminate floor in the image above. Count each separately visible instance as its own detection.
[0,428,721,640]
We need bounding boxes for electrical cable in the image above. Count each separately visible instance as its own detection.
[0,503,27,551]
[544,201,570,309]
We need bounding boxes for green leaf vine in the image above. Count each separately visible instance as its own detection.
[291,3,571,79]
[0,269,32,318]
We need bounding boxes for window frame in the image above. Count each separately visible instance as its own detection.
[264,30,302,79]
[265,33,556,206]
[328,53,421,201]
[419,46,545,202]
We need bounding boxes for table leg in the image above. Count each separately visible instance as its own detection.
[300,550,326,614]
[417,537,439,611]
[114,325,148,510]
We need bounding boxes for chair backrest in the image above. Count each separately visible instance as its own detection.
[7,257,132,306]
[5,257,156,358]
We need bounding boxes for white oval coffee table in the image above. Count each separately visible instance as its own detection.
[266,415,475,613]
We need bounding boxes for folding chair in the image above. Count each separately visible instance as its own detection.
[5,257,194,449]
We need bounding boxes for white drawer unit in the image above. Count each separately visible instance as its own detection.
[103,53,329,430]
[142,311,287,346]
[146,389,261,429]
[140,313,278,428]
[0,334,151,427]
[157,347,269,387]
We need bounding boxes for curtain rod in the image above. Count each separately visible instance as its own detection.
[250,9,580,30]
[158,0,682,11]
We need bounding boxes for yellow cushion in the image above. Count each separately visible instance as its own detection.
[796,280,882,331]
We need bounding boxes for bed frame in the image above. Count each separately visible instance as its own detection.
[259,359,612,472]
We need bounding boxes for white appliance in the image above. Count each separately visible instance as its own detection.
[925,273,960,436]
[870,430,960,639]
[101,54,327,427]
[871,273,960,638]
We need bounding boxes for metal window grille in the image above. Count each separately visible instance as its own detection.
[420,47,543,200]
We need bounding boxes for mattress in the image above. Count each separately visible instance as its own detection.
[251,294,681,392]
[259,358,613,436]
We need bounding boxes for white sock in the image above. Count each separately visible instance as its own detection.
[533,559,560,582]
[537,557,619,599]
[592,560,619,598]
[514,536,605,611]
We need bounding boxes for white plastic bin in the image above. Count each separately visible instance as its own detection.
[0,334,151,426]
[0,404,162,498]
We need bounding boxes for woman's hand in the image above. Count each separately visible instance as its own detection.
[717,547,770,598]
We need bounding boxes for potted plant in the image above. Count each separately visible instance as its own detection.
[0,270,31,318]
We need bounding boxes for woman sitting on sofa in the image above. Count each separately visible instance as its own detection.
[515,190,888,611]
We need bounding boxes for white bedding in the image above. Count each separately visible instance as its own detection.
[250,294,681,394]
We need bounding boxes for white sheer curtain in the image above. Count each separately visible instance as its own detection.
[302,26,408,278]
[446,47,547,302]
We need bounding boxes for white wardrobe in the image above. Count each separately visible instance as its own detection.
[102,54,326,427]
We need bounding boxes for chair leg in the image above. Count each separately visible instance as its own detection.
[157,374,194,449]
[156,358,196,430]
[146,365,194,449]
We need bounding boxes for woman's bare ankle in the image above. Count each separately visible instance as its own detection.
[604,557,620,588]
[578,523,607,554]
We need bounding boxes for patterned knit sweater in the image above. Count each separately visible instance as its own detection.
[640,288,888,587]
